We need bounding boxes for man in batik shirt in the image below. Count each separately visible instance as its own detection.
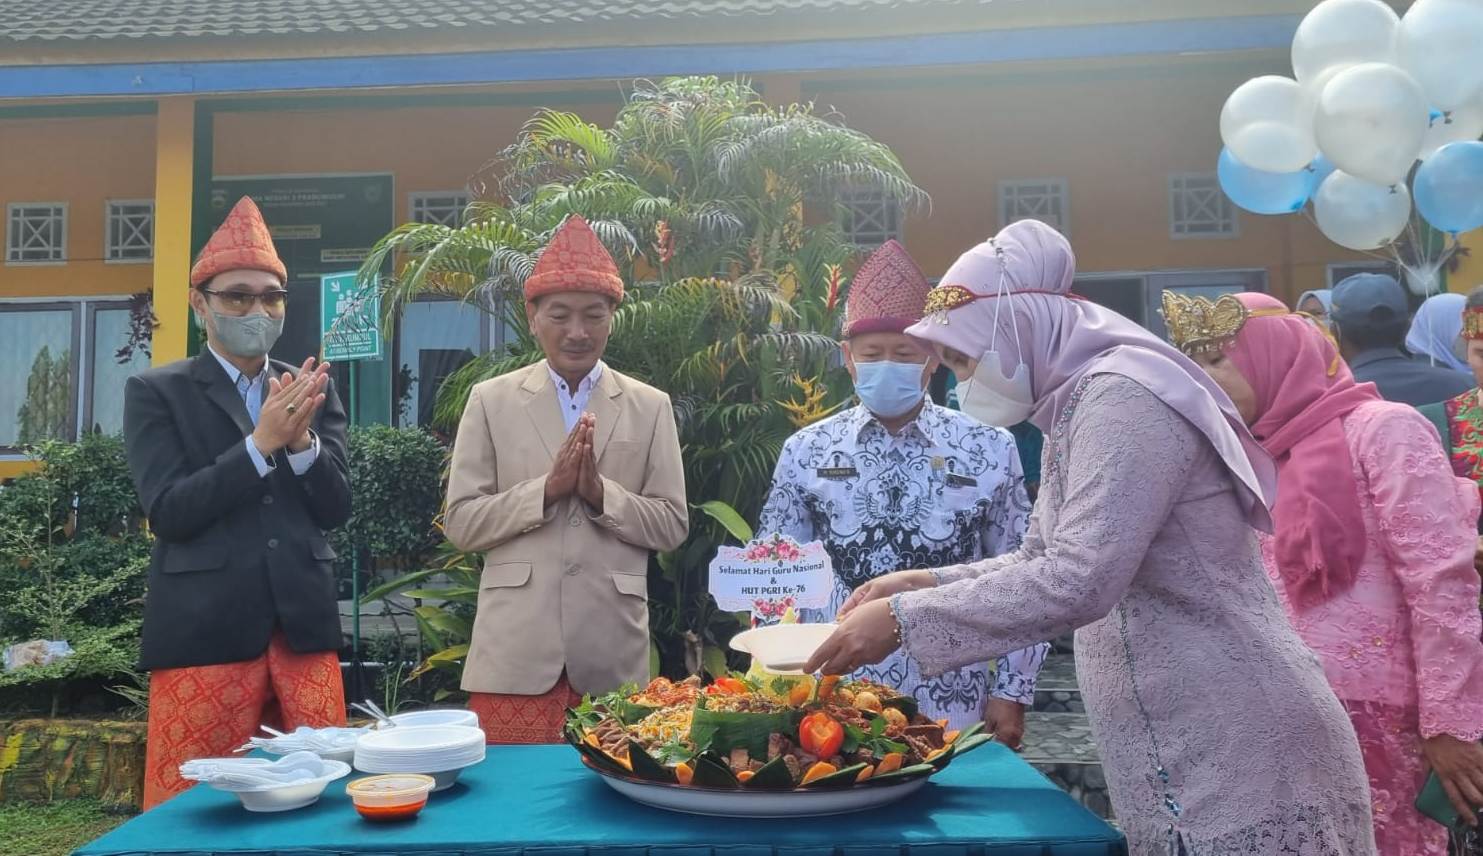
[757,240,1047,746]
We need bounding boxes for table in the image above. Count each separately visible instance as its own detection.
[76,744,1125,856]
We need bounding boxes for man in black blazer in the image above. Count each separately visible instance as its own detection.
[124,197,351,808]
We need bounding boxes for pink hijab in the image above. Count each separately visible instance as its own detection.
[906,220,1276,530]
[1224,292,1381,608]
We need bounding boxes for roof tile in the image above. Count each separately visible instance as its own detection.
[0,0,981,42]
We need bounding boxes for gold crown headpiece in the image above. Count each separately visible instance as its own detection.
[1465,306,1483,340]
[1160,291,1250,355]
[923,285,981,321]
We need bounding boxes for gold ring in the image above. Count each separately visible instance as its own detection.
[285,403,298,414]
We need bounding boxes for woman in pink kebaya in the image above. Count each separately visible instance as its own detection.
[1171,291,1483,854]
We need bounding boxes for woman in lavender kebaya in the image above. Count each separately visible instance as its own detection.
[806,220,1376,855]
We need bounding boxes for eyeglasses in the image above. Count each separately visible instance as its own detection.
[201,288,289,315]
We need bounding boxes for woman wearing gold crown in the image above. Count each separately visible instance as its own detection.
[1420,285,1483,538]
[806,220,1376,855]
[1165,291,1483,853]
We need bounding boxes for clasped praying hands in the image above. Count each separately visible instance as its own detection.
[250,356,331,458]
[544,413,605,512]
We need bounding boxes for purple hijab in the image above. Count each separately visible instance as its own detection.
[906,220,1276,530]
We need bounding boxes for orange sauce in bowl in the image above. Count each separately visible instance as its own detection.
[346,773,436,822]
[354,798,428,822]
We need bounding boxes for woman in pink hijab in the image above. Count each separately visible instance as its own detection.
[1170,291,1483,854]
[807,221,1375,854]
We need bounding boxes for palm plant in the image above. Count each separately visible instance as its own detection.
[359,75,924,680]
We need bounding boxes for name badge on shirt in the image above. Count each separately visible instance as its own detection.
[816,466,859,481]
[946,473,978,489]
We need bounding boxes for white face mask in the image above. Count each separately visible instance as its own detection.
[957,355,1034,427]
[956,244,1035,427]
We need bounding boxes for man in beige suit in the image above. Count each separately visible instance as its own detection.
[445,214,688,744]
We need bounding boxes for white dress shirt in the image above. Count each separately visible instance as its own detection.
[548,360,605,433]
[207,345,319,478]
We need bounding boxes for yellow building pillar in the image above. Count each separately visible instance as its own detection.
[151,97,197,366]
[1455,227,1483,295]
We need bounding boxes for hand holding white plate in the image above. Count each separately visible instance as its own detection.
[729,623,838,674]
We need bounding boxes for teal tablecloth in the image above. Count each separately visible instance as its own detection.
[77,744,1124,856]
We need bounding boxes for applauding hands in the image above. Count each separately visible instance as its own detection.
[251,356,331,458]
[544,413,605,512]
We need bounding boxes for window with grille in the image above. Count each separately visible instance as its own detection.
[106,200,154,262]
[838,186,902,247]
[409,192,470,227]
[1169,173,1239,239]
[998,179,1069,235]
[7,203,67,263]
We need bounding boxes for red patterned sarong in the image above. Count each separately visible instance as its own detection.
[142,631,345,810]
[468,672,581,744]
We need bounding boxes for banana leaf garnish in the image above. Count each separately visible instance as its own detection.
[742,756,794,791]
[691,754,740,789]
[688,695,800,758]
[626,739,677,783]
[799,763,871,790]
[567,732,631,777]
[953,721,986,744]
[949,734,994,757]
[862,763,936,785]
[611,700,660,726]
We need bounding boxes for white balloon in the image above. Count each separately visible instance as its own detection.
[1314,63,1430,185]
[1313,170,1413,251]
[1220,76,1318,173]
[1300,63,1353,135]
[1419,101,1483,159]
[1292,0,1400,84]
[1397,0,1483,111]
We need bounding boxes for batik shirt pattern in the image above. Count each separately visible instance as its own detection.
[758,403,1048,728]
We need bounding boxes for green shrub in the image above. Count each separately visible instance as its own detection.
[0,435,148,715]
[331,425,446,577]
[26,434,143,536]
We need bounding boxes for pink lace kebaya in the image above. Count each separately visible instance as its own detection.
[1216,293,1483,855]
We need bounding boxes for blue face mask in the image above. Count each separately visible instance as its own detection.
[853,359,927,418]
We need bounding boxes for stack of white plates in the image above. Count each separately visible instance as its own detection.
[379,709,480,730]
[354,725,485,792]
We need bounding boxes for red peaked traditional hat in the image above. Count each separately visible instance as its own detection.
[189,196,287,288]
[523,214,625,303]
[842,239,932,338]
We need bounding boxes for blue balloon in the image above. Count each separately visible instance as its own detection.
[1218,147,1313,215]
[1305,153,1336,197]
[1415,140,1483,234]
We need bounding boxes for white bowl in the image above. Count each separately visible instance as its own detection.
[215,760,351,812]
[729,623,838,674]
[381,709,480,730]
[427,767,469,792]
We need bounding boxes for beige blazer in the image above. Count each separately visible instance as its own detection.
[445,361,688,695]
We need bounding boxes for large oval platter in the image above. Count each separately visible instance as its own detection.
[582,758,931,817]
[566,674,997,817]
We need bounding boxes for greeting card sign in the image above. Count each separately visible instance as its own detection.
[709,534,832,621]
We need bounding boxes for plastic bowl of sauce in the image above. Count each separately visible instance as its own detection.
[346,774,435,822]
